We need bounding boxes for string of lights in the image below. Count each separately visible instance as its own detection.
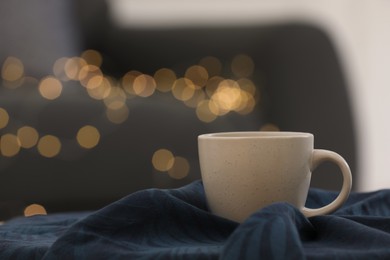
[0,49,280,175]
[0,49,281,217]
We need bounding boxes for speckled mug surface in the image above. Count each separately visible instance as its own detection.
[198,132,352,223]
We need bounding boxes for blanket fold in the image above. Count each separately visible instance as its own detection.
[1,180,390,259]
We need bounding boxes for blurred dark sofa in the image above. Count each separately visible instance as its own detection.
[0,0,357,219]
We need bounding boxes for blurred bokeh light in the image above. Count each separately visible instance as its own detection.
[17,126,39,149]
[168,156,190,180]
[0,134,20,157]
[152,149,175,172]
[1,57,24,82]
[37,135,61,158]
[24,204,47,217]
[0,49,262,180]
[39,76,63,100]
[77,125,100,149]
[0,108,9,129]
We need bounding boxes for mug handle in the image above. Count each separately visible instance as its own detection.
[301,149,352,217]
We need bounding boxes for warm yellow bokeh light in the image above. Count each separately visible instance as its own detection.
[24,204,47,217]
[87,77,112,100]
[183,89,206,108]
[133,74,156,97]
[168,156,190,179]
[205,76,224,97]
[154,68,176,92]
[199,56,222,77]
[81,49,103,67]
[260,123,280,131]
[152,149,175,172]
[1,56,24,82]
[17,126,39,149]
[172,78,196,101]
[196,100,217,123]
[103,86,127,110]
[38,76,63,100]
[37,135,61,158]
[0,134,20,157]
[237,78,257,95]
[236,92,256,115]
[207,99,220,116]
[185,65,208,88]
[231,54,254,78]
[52,57,69,81]
[85,75,104,90]
[77,125,100,149]
[0,108,9,129]
[64,57,87,81]
[79,65,103,87]
[121,70,142,95]
[106,106,129,124]
[211,79,242,115]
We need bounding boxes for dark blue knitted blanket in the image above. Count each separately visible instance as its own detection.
[1,180,390,259]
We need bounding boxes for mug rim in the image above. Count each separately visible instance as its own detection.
[198,131,313,139]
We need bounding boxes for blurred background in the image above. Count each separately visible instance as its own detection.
[1,0,388,219]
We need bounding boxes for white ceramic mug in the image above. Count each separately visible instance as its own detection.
[198,132,352,223]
